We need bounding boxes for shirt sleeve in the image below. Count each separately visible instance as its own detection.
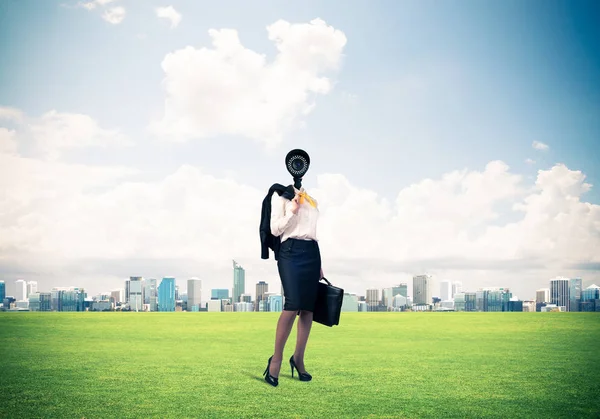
[270,192,296,237]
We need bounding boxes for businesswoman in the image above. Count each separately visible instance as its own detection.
[263,186,322,387]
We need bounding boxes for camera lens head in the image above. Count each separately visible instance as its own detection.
[285,149,310,179]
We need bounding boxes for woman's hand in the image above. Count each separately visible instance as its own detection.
[289,194,300,214]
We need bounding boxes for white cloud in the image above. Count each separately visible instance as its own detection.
[102,6,125,24]
[532,140,549,151]
[0,108,131,160]
[150,18,347,146]
[0,106,24,123]
[0,128,18,155]
[78,0,117,10]
[75,0,125,24]
[156,6,182,29]
[1,148,597,299]
[525,158,536,165]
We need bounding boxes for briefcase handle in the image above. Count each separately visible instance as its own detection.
[320,276,332,286]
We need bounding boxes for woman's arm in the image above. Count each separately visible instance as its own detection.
[270,192,296,237]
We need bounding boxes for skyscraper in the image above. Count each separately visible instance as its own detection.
[211,289,229,300]
[255,281,268,311]
[0,281,5,302]
[232,260,245,305]
[158,277,176,312]
[27,281,38,298]
[144,278,158,311]
[393,283,408,298]
[536,288,550,304]
[452,281,462,297]
[188,277,202,311]
[366,288,379,309]
[550,277,569,309]
[569,278,582,312]
[15,279,27,301]
[413,275,432,305]
[129,277,143,311]
[440,281,452,301]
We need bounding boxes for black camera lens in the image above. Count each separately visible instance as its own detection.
[292,158,304,171]
[285,148,310,179]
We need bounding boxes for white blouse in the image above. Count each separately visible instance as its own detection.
[270,187,319,243]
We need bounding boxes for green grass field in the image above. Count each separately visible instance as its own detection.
[1,312,599,419]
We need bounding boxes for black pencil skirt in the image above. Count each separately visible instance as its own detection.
[277,238,321,312]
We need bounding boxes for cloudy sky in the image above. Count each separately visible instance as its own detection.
[1,0,599,301]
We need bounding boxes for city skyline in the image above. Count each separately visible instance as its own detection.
[1,1,598,301]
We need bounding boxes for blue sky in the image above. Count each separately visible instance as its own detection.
[0,0,598,299]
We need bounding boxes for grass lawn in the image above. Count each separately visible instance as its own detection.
[1,312,599,418]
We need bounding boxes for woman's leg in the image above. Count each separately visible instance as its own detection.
[269,309,297,377]
[293,310,314,372]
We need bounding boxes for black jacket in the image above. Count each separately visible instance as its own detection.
[260,183,295,260]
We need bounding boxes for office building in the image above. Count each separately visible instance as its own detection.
[129,277,143,311]
[341,293,358,312]
[267,294,283,312]
[550,277,569,309]
[29,292,52,311]
[366,288,379,309]
[452,281,463,297]
[413,275,432,306]
[255,281,268,312]
[211,289,229,300]
[536,288,550,304]
[144,278,158,311]
[158,277,176,312]
[188,277,202,311]
[27,281,38,298]
[440,281,452,301]
[464,292,476,311]
[15,279,27,301]
[0,281,5,302]
[569,278,582,312]
[207,299,222,312]
[232,260,245,305]
[454,293,465,311]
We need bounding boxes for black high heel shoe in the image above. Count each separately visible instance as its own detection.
[263,356,279,387]
[290,355,312,381]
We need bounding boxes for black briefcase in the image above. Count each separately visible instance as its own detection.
[313,277,344,327]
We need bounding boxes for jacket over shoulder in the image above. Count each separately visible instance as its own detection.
[259,183,295,260]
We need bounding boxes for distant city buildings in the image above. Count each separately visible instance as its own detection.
[2,265,599,314]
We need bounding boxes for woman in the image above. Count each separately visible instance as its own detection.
[262,185,323,387]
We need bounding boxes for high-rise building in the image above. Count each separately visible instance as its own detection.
[454,293,465,311]
[129,277,143,311]
[29,292,52,311]
[124,279,130,303]
[366,288,379,309]
[211,289,230,300]
[15,279,27,301]
[464,292,476,311]
[188,278,202,311]
[440,281,452,301]
[581,284,600,311]
[536,288,550,304]
[267,294,283,312]
[158,277,176,312]
[144,278,158,311]
[382,288,393,307]
[110,289,124,305]
[255,281,268,311]
[341,293,359,312]
[550,277,569,309]
[0,281,5,302]
[413,275,432,305]
[569,278,582,312]
[233,260,245,305]
[27,281,38,298]
[452,281,462,297]
[392,283,408,298]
